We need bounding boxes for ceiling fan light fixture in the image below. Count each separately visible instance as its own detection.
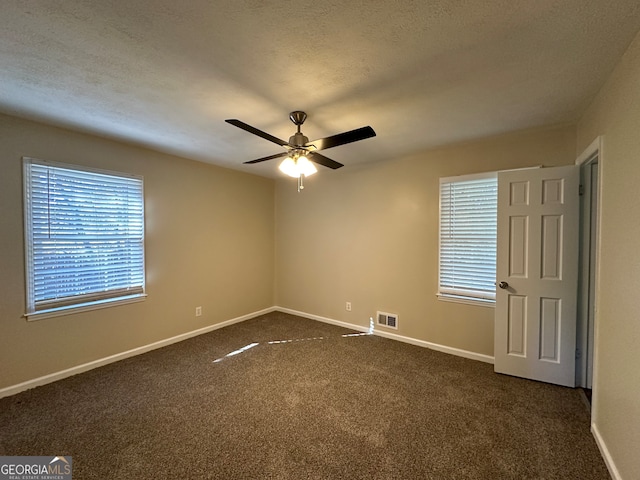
[278,153,317,178]
[296,155,318,176]
[278,157,298,177]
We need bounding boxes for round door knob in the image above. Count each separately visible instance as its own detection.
[498,281,509,289]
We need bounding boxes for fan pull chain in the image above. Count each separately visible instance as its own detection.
[297,174,305,192]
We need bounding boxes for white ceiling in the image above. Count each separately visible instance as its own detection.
[1,1,639,177]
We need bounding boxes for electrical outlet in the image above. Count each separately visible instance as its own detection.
[346,302,352,311]
[195,306,202,317]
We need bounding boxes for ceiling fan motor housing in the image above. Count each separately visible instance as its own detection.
[289,132,309,147]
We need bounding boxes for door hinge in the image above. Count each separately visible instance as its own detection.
[579,184,585,196]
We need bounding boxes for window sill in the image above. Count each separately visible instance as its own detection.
[24,294,147,321]
[437,293,495,308]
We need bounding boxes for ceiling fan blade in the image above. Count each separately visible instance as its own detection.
[306,126,376,151]
[243,151,289,164]
[225,119,290,147]
[308,152,344,170]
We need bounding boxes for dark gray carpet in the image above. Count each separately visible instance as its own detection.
[0,312,609,479]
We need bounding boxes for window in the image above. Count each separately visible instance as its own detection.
[23,158,145,319]
[438,172,497,305]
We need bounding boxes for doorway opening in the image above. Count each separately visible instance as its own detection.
[576,141,600,401]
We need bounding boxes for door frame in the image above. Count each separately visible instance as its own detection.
[575,136,603,402]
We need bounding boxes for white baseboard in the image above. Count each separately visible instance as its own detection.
[0,307,277,399]
[276,307,495,364]
[276,307,373,334]
[592,422,622,480]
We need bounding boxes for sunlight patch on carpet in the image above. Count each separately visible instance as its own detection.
[212,327,374,364]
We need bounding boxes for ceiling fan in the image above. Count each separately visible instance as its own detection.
[225,111,376,191]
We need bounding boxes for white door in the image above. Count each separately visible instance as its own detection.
[494,165,579,387]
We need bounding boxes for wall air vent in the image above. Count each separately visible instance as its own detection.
[377,311,398,329]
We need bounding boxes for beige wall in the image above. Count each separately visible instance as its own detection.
[0,114,275,389]
[275,125,576,356]
[577,30,640,479]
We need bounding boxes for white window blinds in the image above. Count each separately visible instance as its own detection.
[23,158,145,315]
[439,172,497,303]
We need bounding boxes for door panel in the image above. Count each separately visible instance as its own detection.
[541,215,562,279]
[508,296,527,356]
[539,297,560,362]
[509,216,529,276]
[495,165,579,387]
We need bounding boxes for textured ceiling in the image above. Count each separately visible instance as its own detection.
[1,1,639,177]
